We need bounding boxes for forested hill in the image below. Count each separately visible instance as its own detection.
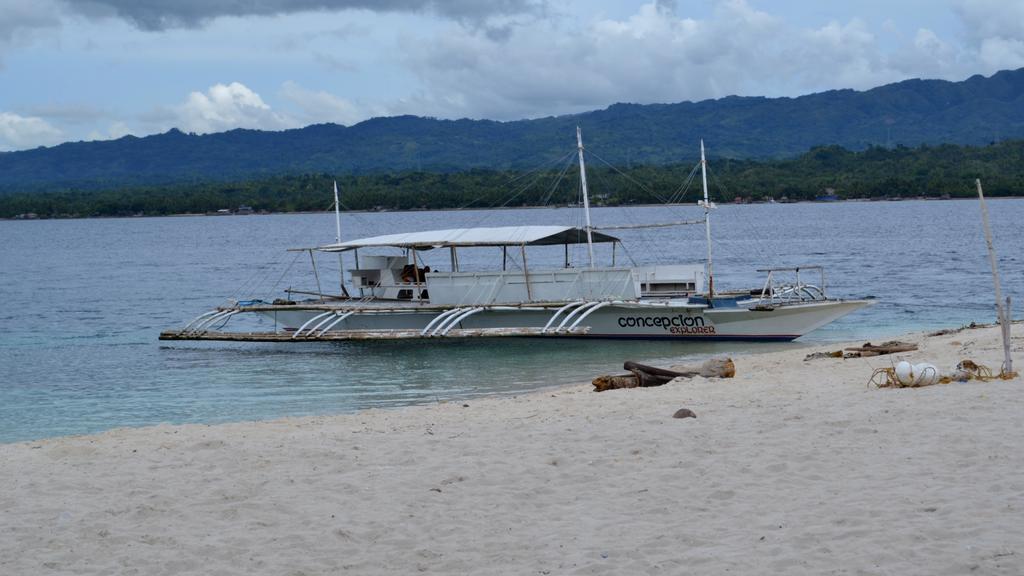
[3,68,1024,192]
[4,140,1023,219]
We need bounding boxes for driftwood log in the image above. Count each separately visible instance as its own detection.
[843,341,918,358]
[804,350,844,361]
[593,358,735,392]
[668,358,736,378]
[806,341,919,360]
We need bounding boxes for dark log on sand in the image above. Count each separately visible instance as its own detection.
[592,374,641,391]
[593,358,735,392]
[623,361,682,387]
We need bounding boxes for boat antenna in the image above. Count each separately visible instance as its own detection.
[699,140,716,300]
[576,126,596,269]
[333,180,350,298]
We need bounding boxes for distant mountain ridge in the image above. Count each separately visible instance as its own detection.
[3,68,1024,192]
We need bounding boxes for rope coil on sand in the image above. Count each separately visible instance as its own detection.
[869,359,1013,389]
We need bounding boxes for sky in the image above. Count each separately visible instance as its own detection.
[1,0,1023,151]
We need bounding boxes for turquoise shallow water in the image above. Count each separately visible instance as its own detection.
[1,199,1021,442]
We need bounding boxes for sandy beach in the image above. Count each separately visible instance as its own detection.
[2,324,1022,575]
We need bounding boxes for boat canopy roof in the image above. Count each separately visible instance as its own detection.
[318,225,620,252]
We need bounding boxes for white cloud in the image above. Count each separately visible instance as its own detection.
[977,36,1024,71]
[396,1,923,120]
[0,112,64,150]
[280,80,380,126]
[60,0,545,31]
[955,0,1024,44]
[108,120,131,138]
[312,52,359,72]
[0,0,60,42]
[4,0,1024,148]
[0,0,62,64]
[885,28,961,77]
[789,18,889,88]
[170,81,381,132]
[19,103,108,124]
[176,82,295,133]
[952,0,1024,73]
[85,122,131,141]
[389,0,1024,122]
[914,28,943,51]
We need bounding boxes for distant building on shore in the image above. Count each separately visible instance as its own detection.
[815,188,840,202]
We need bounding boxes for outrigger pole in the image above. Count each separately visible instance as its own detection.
[333,181,350,298]
[699,140,715,300]
[576,126,596,269]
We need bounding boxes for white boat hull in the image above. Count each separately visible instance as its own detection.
[259,299,872,341]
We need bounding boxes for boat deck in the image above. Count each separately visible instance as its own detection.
[222,297,702,314]
[234,300,559,313]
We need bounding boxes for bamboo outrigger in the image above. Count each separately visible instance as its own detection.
[160,326,592,342]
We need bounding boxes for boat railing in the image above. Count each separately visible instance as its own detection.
[453,273,504,306]
[750,266,828,307]
[425,267,639,306]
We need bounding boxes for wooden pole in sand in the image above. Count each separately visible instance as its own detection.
[976,179,1013,374]
[1005,296,1013,373]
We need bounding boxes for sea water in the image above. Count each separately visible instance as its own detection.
[1,200,1021,442]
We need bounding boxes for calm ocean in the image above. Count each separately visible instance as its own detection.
[1,199,1021,442]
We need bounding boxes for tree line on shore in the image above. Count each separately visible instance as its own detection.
[3,141,1023,219]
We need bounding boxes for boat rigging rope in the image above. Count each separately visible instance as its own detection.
[228,258,276,304]
[459,150,579,230]
[584,151,718,266]
[586,149,673,205]
[263,250,304,302]
[499,151,578,192]
[615,240,640,267]
[226,199,337,304]
[228,238,311,305]
[704,164,778,268]
[666,163,701,205]
[538,153,577,207]
[331,149,570,236]
[582,166,660,263]
[493,151,576,210]
[593,219,705,230]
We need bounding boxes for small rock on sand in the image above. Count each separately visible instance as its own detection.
[673,408,697,419]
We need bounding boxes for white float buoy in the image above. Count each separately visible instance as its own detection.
[912,363,940,386]
[895,361,914,385]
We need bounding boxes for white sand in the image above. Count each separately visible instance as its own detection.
[2,325,1022,575]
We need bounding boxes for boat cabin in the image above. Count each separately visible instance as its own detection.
[318,226,704,305]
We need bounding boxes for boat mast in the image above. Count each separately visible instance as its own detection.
[333,181,350,298]
[699,140,715,299]
[576,126,596,269]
